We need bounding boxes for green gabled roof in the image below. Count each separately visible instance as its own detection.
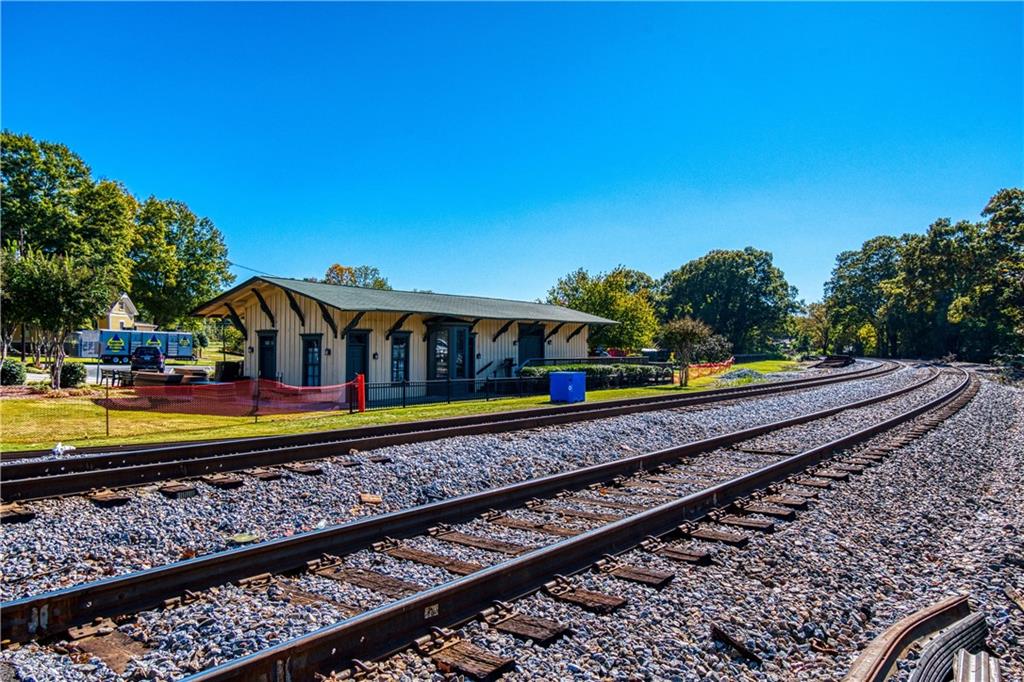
[193,276,616,325]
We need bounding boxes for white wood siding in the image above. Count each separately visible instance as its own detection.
[235,285,590,386]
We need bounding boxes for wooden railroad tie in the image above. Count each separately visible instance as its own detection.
[246,467,283,481]
[481,510,581,538]
[543,576,626,614]
[0,502,35,524]
[372,538,483,576]
[678,522,749,547]
[790,476,833,489]
[480,601,568,646]
[525,500,621,523]
[709,510,775,533]
[710,622,762,664]
[415,627,514,681]
[284,462,323,475]
[733,499,795,520]
[760,493,809,509]
[87,488,131,507]
[238,573,360,616]
[428,524,532,556]
[640,537,712,565]
[199,473,244,489]
[564,494,648,513]
[158,481,198,499]
[67,617,149,675]
[594,555,674,588]
[308,556,424,598]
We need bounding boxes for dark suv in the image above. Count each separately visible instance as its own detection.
[130,346,165,372]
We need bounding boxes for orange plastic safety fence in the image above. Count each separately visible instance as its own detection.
[95,378,361,417]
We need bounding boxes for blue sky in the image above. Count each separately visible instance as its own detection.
[3,2,1021,303]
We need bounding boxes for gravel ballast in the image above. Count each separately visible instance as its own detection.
[366,376,1023,681]
[0,365,935,601]
[3,370,1019,680]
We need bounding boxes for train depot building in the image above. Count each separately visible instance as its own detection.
[193,276,613,388]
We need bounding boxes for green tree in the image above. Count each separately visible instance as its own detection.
[547,266,658,351]
[823,236,904,356]
[322,263,391,289]
[0,248,32,363]
[1,131,137,289]
[130,197,234,328]
[18,250,118,388]
[660,248,797,353]
[822,188,1023,361]
[656,317,712,386]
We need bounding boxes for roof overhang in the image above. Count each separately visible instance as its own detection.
[192,276,617,326]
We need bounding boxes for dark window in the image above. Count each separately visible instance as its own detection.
[429,328,449,380]
[257,331,277,380]
[391,332,410,382]
[454,328,467,379]
[301,335,322,387]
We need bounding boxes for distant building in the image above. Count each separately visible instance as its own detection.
[193,276,613,387]
[97,293,157,331]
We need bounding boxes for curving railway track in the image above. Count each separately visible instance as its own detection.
[0,361,896,504]
[0,365,978,681]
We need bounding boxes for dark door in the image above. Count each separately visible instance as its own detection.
[346,332,368,382]
[301,335,322,386]
[517,324,545,365]
[257,332,277,380]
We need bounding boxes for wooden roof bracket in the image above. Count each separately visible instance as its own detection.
[318,302,339,338]
[385,313,413,340]
[224,303,247,339]
[340,311,366,340]
[251,288,276,328]
[544,322,565,342]
[566,324,587,342]
[283,289,305,327]
[492,320,515,343]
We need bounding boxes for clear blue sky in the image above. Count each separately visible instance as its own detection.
[3,2,1021,303]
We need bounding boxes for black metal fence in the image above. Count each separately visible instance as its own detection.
[363,370,674,410]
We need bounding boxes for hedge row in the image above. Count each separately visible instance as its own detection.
[520,363,673,384]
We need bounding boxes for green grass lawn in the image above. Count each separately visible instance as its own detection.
[0,360,801,452]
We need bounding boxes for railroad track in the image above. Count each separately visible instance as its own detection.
[0,360,897,503]
[0,366,973,682]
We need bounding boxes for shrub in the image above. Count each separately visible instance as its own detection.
[519,363,672,386]
[1,359,27,386]
[59,362,88,388]
[694,334,732,363]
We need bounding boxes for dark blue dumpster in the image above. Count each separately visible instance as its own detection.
[549,371,586,403]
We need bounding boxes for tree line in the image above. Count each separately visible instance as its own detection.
[544,188,1021,365]
[546,247,798,361]
[793,189,1022,362]
[1,131,234,386]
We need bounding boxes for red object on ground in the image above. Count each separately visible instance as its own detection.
[356,373,366,413]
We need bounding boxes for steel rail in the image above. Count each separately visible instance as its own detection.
[0,364,935,643]
[184,368,972,682]
[0,362,899,502]
[842,595,972,682]
[2,361,887,463]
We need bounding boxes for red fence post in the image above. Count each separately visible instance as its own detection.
[356,373,366,413]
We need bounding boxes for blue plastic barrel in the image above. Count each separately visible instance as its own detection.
[549,371,586,403]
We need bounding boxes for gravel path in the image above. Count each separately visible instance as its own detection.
[1,363,928,601]
[366,375,1023,681]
